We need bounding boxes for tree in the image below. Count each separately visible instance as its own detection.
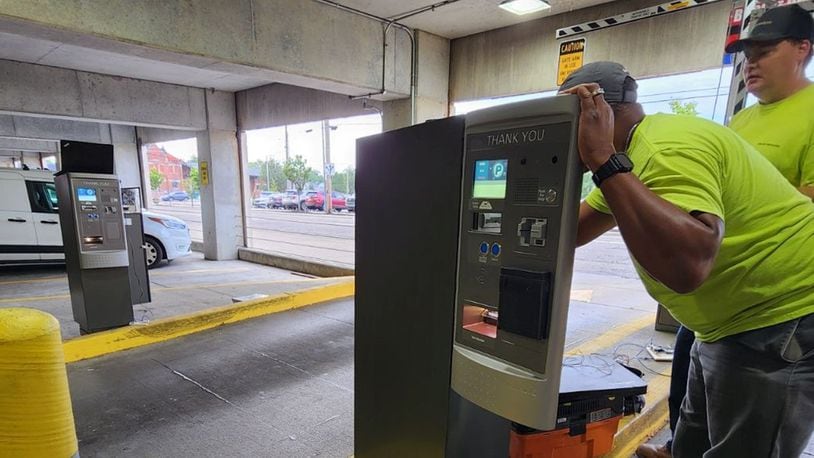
[669,100,699,116]
[251,158,287,192]
[333,167,356,194]
[149,168,165,191]
[283,155,315,194]
[184,167,200,198]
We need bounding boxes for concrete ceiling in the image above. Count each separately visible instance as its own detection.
[334,0,617,38]
[0,31,273,92]
[0,0,616,95]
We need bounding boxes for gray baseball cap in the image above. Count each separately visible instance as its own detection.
[559,61,638,103]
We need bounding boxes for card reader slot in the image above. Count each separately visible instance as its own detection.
[82,236,104,245]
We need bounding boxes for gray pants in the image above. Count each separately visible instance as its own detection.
[673,313,814,458]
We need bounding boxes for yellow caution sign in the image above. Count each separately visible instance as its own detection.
[666,1,690,11]
[200,161,209,186]
[557,38,586,86]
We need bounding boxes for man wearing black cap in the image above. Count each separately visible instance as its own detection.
[637,6,814,457]
[728,4,814,199]
[560,61,814,457]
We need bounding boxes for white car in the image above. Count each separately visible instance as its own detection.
[0,169,191,269]
[141,210,192,268]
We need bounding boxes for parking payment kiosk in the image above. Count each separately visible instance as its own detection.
[451,97,582,431]
[56,172,134,333]
[356,96,646,458]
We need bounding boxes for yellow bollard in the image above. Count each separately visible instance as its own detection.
[0,308,78,458]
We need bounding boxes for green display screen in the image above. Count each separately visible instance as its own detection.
[473,159,508,199]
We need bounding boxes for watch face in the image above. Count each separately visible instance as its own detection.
[616,154,634,169]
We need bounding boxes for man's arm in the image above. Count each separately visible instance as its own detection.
[562,83,724,293]
[577,201,616,246]
[598,173,724,293]
[798,185,814,200]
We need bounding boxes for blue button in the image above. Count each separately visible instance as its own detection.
[479,242,489,254]
[491,243,501,256]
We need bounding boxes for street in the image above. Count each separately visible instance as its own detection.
[151,201,637,278]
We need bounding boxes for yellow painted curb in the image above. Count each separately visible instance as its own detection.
[609,374,670,457]
[63,278,354,363]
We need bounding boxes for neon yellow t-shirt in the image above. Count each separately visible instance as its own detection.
[585,113,814,342]
[730,84,814,188]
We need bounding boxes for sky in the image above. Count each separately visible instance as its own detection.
[454,62,814,123]
[155,62,814,165]
[154,113,381,173]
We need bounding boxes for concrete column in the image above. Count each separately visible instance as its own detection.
[111,125,142,189]
[383,31,450,131]
[197,90,243,260]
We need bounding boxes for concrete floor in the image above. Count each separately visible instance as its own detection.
[67,277,675,457]
[0,252,345,339]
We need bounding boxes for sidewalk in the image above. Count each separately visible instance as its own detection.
[0,252,348,340]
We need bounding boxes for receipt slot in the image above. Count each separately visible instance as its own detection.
[451,96,582,431]
[56,172,134,333]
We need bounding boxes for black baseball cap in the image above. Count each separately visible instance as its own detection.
[726,4,814,53]
[559,61,638,103]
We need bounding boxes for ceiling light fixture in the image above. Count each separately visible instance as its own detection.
[499,0,551,15]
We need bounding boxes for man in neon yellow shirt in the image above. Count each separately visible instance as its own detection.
[729,5,814,199]
[637,6,814,457]
[560,61,814,457]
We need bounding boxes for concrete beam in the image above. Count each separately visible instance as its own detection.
[0,0,411,99]
[383,31,450,131]
[237,84,382,131]
[0,137,57,153]
[450,0,730,101]
[0,59,206,130]
[0,114,113,143]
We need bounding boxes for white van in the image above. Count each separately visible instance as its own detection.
[0,169,191,268]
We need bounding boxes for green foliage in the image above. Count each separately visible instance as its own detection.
[184,167,200,197]
[149,168,164,191]
[251,158,287,192]
[669,100,699,116]
[333,167,356,194]
[283,155,316,193]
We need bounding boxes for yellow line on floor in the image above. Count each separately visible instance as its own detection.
[63,278,355,363]
[0,277,353,303]
[150,267,252,276]
[565,313,656,356]
[0,293,69,304]
[0,275,66,286]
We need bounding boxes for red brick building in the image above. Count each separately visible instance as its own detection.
[146,144,190,194]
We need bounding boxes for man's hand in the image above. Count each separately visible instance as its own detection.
[559,83,616,171]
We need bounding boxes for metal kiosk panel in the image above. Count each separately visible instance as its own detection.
[452,95,582,431]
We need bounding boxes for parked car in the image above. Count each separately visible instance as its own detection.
[301,191,347,211]
[281,190,300,210]
[0,169,191,269]
[160,190,190,201]
[252,191,282,208]
[346,194,355,212]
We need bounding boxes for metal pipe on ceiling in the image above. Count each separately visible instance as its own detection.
[314,0,460,124]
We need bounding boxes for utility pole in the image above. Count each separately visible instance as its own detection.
[266,155,270,191]
[322,119,333,214]
[284,126,291,190]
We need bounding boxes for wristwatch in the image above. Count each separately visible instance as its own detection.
[592,153,634,187]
